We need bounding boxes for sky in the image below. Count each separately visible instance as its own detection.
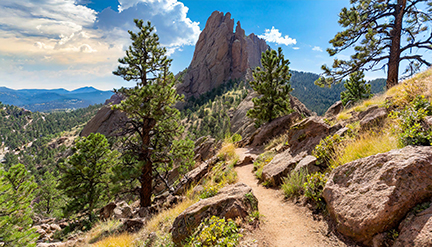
[0,0,389,91]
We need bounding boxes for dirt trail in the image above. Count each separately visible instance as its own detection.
[235,148,345,247]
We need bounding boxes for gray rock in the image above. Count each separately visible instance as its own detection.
[294,155,320,174]
[324,101,344,119]
[262,150,306,186]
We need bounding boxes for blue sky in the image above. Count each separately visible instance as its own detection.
[0,0,388,90]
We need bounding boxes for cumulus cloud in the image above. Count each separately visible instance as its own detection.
[0,0,201,89]
[258,27,296,46]
[312,46,323,52]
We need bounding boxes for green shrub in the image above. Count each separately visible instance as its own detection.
[303,172,327,209]
[253,151,275,180]
[391,95,432,146]
[281,168,308,199]
[312,134,344,166]
[231,133,242,143]
[199,185,219,199]
[185,216,242,247]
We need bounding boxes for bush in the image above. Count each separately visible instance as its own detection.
[391,95,432,146]
[303,172,327,209]
[253,151,275,180]
[281,168,308,199]
[312,134,344,166]
[186,216,242,247]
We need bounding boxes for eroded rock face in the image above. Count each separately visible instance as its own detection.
[171,183,257,244]
[359,106,387,130]
[194,136,219,162]
[80,94,126,137]
[323,146,432,245]
[324,101,343,119]
[394,201,432,247]
[230,92,257,139]
[177,11,268,98]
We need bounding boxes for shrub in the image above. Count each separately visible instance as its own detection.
[231,133,242,143]
[253,151,275,180]
[391,95,432,146]
[281,168,308,199]
[303,172,327,209]
[312,134,344,166]
[185,216,242,247]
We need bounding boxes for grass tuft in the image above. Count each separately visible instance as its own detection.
[281,168,308,199]
[92,233,135,247]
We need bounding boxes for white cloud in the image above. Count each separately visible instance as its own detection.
[0,0,201,89]
[258,27,296,46]
[312,46,323,52]
[293,47,300,50]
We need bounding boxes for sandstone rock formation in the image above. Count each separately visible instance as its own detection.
[294,155,321,174]
[176,11,268,98]
[324,101,343,119]
[193,135,220,162]
[323,146,432,245]
[359,106,387,130]
[80,94,126,137]
[171,183,257,244]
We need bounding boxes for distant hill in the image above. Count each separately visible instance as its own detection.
[0,86,114,112]
[290,71,386,115]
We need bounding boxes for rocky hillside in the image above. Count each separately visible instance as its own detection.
[176,11,268,98]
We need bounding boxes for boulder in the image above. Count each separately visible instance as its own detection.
[324,101,344,119]
[237,155,256,167]
[194,136,219,162]
[99,202,116,220]
[334,127,350,137]
[359,107,387,130]
[323,146,432,245]
[394,201,432,247]
[261,150,306,186]
[176,11,268,98]
[230,92,257,139]
[286,117,331,156]
[121,218,145,233]
[294,155,320,174]
[171,183,257,244]
[173,157,219,195]
[290,95,315,118]
[249,112,301,147]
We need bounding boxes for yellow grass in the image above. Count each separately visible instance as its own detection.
[91,233,135,247]
[218,141,238,161]
[331,128,398,168]
[146,197,197,233]
[265,133,288,151]
[84,219,124,244]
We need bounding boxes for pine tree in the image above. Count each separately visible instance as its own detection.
[316,0,432,89]
[247,47,293,127]
[112,19,195,207]
[340,71,372,107]
[34,171,63,217]
[0,164,38,246]
[58,133,119,221]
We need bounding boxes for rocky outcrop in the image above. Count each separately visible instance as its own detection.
[394,201,432,247]
[290,95,314,118]
[171,183,257,244]
[294,155,321,174]
[249,112,301,147]
[324,101,343,119]
[194,135,219,162]
[261,150,306,186]
[286,117,331,156]
[230,92,257,138]
[80,94,126,137]
[177,11,268,98]
[323,146,432,246]
[359,106,387,130]
[173,157,220,196]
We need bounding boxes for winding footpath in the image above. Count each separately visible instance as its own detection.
[235,148,345,247]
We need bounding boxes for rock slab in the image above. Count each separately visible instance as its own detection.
[171,183,257,244]
[323,146,432,245]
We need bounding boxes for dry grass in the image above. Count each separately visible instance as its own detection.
[218,141,238,161]
[265,133,288,151]
[84,219,124,244]
[330,127,399,168]
[91,233,135,247]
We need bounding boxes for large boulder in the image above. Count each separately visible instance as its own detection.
[176,11,268,98]
[394,201,432,247]
[249,112,301,147]
[359,106,387,130]
[286,116,331,156]
[323,146,432,245]
[294,155,321,174]
[290,95,314,118]
[230,92,257,139]
[171,183,257,244]
[324,101,343,119]
[261,150,305,186]
[193,136,219,162]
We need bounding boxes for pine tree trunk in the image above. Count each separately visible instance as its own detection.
[138,118,156,208]
[387,0,406,89]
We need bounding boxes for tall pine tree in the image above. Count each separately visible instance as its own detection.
[316,0,432,89]
[340,71,372,106]
[247,47,293,127]
[112,20,194,207]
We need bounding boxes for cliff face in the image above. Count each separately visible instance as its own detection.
[177,11,268,98]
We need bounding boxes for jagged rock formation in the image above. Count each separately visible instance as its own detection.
[176,11,269,98]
